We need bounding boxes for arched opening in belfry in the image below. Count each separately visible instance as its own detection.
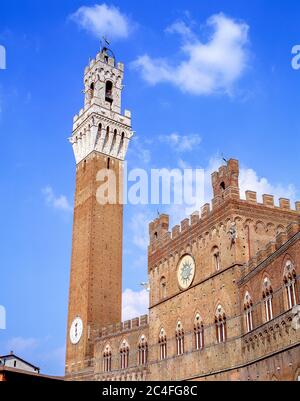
[118,132,125,157]
[105,81,113,103]
[90,82,95,98]
[95,123,102,148]
[110,129,117,153]
[103,126,110,150]
[220,181,226,191]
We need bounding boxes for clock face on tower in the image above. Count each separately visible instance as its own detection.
[70,317,83,345]
[177,254,196,290]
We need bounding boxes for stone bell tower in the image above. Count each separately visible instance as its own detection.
[65,46,133,378]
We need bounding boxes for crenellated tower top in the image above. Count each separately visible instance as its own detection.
[69,46,133,165]
[211,159,240,203]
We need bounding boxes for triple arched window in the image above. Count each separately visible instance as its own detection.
[194,314,204,350]
[120,340,129,370]
[138,335,148,366]
[284,261,298,310]
[103,344,112,373]
[244,292,254,333]
[159,328,167,360]
[263,277,273,322]
[215,305,227,343]
[176,321,185,355]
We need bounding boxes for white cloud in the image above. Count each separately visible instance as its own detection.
[239,167,297,203]
[6,337,39,354]
[165,20,195,40]
[133,13,249,95]
[122,289,149,321]
[159,133,202,152]
[70,3,131,40]
[42,186,73,213]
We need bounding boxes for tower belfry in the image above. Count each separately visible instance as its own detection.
[65,46,133,379]
[70,46,132,164]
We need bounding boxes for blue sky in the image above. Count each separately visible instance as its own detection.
[0,0,299,376]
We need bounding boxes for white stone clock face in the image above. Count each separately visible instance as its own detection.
[177,255,196,290]
[70,317,83,345]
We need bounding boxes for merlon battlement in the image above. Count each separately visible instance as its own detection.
[84,49,124,76]
[149,197,300,247]
[95,315,149,340]
[245,191,300,211]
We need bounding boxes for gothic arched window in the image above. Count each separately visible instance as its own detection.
[158,328,167,360]
[103,344,112,373]
[215,305,227,343]
[120,340,129,370]
[138,335,148,366]
[244,292,254,333]
[176,321,184,355]
[283,261,298,310]
[194,313,204,350]
[263,277,273,322]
